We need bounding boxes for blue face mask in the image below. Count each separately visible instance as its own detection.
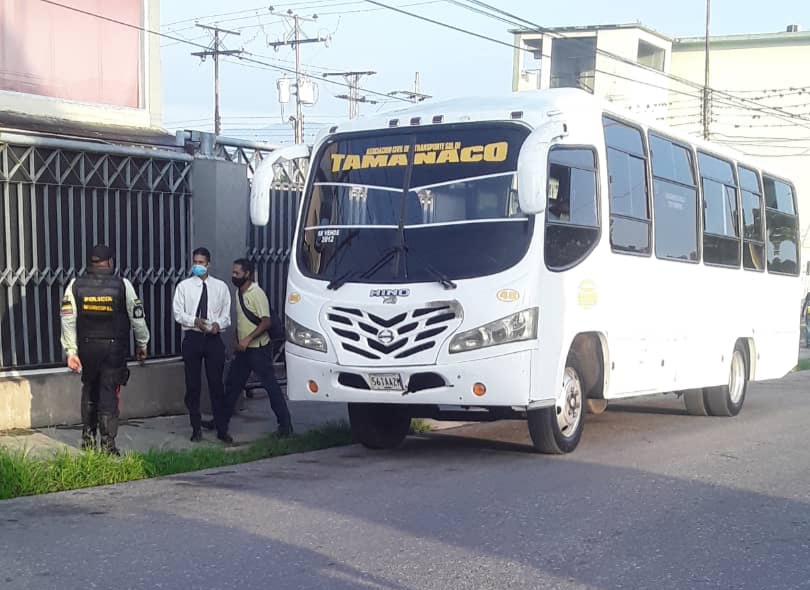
[191,264,207,277]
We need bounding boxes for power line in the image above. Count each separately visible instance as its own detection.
[443,0,810,129]
[388,71,432,103]
[190,24,243,136]
[162,0,356,29]
[268,12,328,143]
[163,0,443,34]
[38,0,413,109]
[363,0,524,52]
[323,71,378,118]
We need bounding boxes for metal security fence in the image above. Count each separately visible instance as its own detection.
[0,135,193,370]
[247,184,303,321]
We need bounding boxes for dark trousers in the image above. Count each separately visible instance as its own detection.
[225,345,290,430]
[79,340,127,448]
[182,331,226,432]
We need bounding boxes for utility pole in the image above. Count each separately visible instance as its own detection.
[388,72,432,103]
[191,24,242,136]
[268,12,326,143]
[702,0,711,140]
[323,71,377,119]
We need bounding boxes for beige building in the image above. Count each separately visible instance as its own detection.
[512,23,810,274]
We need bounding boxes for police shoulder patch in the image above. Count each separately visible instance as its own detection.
[133,305,144,319]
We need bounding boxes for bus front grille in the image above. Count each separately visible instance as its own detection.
[325,302,462,364]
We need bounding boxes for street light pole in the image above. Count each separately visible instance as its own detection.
[702,0,711,140]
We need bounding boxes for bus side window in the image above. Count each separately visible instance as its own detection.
[603,117,651,255]
[739,166,765,271]
[763,175,799,276]
[544,147,600,270]
[649,133,699,262]
[698,151,740,268]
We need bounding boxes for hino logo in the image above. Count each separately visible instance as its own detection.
[377,329,395,345]
[370,288,410,304]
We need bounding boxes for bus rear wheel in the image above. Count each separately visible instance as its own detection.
[528,354,586,454]
[683,388,709,416]
[348,403,410,450]
[682,344,748,417]
[704,345,748,417]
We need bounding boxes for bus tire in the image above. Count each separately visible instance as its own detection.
[348,403,410,450]
[528,353,586,454]
[683,389,709,416]
[704,344,748,417]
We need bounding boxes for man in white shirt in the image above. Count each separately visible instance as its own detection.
[172,247,232,442]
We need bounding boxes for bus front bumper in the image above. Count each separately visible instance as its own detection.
[285,349,536,407]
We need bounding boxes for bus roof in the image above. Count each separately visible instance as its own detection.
[314,87,790,181]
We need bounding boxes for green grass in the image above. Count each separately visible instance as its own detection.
[0,421,351,501]
[797,359,810,372]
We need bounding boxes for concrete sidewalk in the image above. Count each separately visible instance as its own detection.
[0,391,348,457]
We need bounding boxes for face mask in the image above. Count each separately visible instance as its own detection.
[231,276,248,288]
[191,264,207,277]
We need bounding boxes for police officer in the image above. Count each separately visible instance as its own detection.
[60,244,150,454]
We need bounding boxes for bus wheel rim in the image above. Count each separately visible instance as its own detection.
[729,350,746,405]
[557,367,583,436]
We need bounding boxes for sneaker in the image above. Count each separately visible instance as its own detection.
[190,429,203,443]
[217,432,234,444]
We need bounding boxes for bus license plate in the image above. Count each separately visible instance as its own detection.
[368,373,404,391]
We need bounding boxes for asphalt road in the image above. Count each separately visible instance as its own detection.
[2,371,810,590]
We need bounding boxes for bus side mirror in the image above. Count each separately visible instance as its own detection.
[250,144,312,226]
[516,120,567,215]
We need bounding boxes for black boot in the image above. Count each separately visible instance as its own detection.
[98,414,120,456]
[81,427,97,451]
[80,400,97,451]
[273,419,294,439]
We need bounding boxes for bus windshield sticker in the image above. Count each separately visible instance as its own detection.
[330,141,509,173]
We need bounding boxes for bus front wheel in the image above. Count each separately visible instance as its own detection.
[528,354,586,454]
[348,403,410,450]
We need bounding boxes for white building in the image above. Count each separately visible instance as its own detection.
[512,23,810,274]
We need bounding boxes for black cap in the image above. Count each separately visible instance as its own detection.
[89,244,114,263]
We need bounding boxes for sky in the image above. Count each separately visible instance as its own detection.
[159,0,810,144]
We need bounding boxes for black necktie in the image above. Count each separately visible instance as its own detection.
[196,282,208,320]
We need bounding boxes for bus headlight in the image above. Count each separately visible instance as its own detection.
[286,317,328,352]
[448,308,538,354]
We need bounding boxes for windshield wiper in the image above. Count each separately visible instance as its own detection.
[327,245,457,291]
[402,245,457,290]
[327,246,401,291]
[420,262,457,290]
[326,269,355,291]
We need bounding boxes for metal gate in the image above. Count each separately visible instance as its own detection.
[0,134,192,370]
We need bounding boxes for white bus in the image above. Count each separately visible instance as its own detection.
[251,88,803,454]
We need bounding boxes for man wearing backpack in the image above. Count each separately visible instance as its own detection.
[215,258,293,440]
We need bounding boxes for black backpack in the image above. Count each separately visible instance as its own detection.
[237,288,284,342]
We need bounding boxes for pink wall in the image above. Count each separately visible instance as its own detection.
[0,0,143,109]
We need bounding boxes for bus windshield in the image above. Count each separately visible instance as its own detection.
[297,123,534,284]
